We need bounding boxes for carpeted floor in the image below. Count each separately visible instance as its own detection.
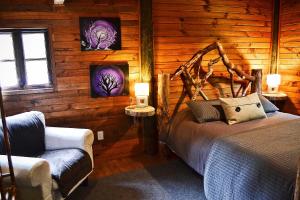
[68,160,207,200]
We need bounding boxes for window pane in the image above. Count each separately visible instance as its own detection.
[25,60,50,85]
[0,61,18,87]
[22,33,47,59]
[0,33,15,60]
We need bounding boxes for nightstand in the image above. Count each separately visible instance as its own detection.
[262,92,288,111]
[125,105,158,155]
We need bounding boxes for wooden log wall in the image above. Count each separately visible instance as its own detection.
[0,0,142,160]
[1,0,298,160]
[153,0,273,112]
[279,0,300,115]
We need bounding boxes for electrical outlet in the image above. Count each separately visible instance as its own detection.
[97,131,104,140]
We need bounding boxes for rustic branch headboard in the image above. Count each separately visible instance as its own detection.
[157,42,262,135]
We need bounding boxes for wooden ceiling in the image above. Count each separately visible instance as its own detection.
[0,0,52,4]
[0,0,53,11]
[0,0,118,10]
[0,0,92,11]
[0,0,117,4]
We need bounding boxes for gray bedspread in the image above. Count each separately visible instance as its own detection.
[204,118,300,200]
[164,110,299,175]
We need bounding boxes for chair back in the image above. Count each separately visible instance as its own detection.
[0,111,46,157]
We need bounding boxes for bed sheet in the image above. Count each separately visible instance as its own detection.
[164,110,299,175]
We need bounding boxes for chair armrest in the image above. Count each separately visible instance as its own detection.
[45,127,94,150]
[0,155,51,187]
[45,127,94,167]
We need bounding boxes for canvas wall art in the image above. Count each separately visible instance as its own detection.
[80,17,121,51]
[90,64,129,97]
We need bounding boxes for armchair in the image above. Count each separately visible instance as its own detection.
[0,111,94,200]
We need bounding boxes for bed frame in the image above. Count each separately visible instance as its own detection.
[157,42,262,137]
[157,41,300,199]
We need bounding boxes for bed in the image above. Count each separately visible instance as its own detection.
[162,109,300,199]
[163,110,299,175]
[157,42,300,200]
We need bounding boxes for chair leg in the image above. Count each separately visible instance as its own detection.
[80,178,89,187]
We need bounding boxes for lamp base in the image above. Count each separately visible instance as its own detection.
[136,96,148,108]
[267,86,279,93]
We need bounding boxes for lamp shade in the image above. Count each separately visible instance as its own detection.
[54,0,65,4]
[135,83,149,96]
[267,74,281,87]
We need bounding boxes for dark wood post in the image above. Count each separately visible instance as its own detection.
[140,0,154,104]
[140,0,157,155]
[251,69,262,94]
[270,0,281,74]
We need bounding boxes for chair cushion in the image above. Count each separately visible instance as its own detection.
[0,111,45,157]
[38,148,92,197]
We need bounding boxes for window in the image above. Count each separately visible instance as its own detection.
[0,29,53,92]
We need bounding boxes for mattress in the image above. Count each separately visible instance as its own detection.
[164,109,300,175]
[204,118,300,200]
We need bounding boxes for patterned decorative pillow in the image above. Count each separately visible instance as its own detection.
[220,93,267,125]
[187,100,225,123]
[258,95,279,113]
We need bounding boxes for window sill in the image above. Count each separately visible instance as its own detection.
[2,87,55,96]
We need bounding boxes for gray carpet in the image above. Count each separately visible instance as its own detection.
[68,160,207,200]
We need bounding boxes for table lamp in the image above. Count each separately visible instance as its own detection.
[266,74,281,93]
[135,83,149,108]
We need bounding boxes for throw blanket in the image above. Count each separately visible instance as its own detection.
[204,118,300,200]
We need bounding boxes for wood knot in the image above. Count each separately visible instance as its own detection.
[180,29,188,35]
[204,5,211,12]
[30,99,39,105]
[224,13,228,19]
[204,0,211,12]
[212,18,218,27]
[246,5,251,15]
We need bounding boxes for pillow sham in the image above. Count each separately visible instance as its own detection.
[220,93,267,125]
[258,95,279,113]
[187,100,225,123]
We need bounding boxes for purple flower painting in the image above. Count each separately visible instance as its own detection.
[80,17,121,51]
[90,64,129,97]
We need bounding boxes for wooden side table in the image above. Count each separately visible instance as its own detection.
[262,92,288,111]
[125,105,158,155]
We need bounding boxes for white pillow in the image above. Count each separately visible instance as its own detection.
[220,93,267,125]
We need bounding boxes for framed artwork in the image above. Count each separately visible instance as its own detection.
[90,63,129,97]
[79,17,121,51]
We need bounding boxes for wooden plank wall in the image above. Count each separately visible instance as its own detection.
[280,0,300,115]
[153,0,273,112]
[0,0,142,160]
[2,0,299,160]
